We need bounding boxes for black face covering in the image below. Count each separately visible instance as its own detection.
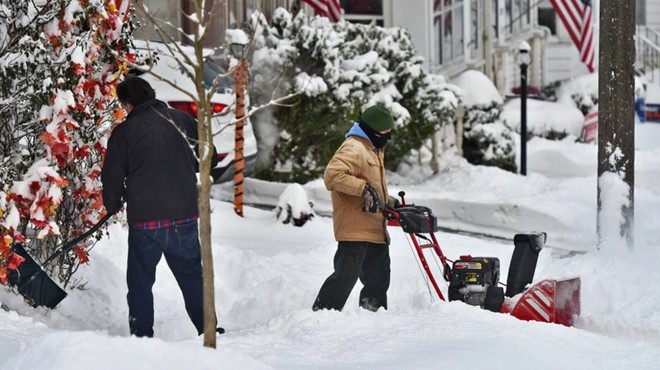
[359,121,392,149]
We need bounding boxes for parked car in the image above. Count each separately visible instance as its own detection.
[130,40,257,183]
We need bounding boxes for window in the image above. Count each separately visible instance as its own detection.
[469,0,481,55]
[504,0,531,39]
[538,7,557,35]
[340,0,382,15]
[434,0,465,65]
[340,0,384,25]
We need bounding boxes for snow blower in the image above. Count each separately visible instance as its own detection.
[7,213,113,309]
[386,191,581,327]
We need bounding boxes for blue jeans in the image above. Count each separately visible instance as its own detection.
[127,220,204,337]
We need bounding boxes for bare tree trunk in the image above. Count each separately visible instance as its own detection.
[191,0,217,349]
[598,0,635,250]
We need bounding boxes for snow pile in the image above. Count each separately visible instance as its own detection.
[501,98,585,137]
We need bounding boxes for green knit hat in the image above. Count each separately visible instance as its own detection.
[360,105,395,131]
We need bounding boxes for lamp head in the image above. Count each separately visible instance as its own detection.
[517,41,532,66]
[230,42,246,59]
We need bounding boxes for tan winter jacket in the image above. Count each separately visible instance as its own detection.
[324,136,389,244]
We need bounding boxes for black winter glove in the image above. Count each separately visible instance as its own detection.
[386,195,402,209]
[362,183,385,213]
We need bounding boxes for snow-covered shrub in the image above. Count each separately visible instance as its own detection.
[246,9,459,182]
[501,99,585,141]
[462,122,517,172]
[555,73,598,116]
[452,70,516,172]
[275,183,314,227]
[0,1,134,286]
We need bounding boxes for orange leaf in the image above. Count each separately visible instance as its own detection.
[41,131,57,146]
[74,246,89,264]
[113,107,127,121]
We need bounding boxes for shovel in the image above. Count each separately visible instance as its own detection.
[7,213,113,309]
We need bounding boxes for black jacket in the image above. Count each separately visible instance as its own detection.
[101,99,218,224]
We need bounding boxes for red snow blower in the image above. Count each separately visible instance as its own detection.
[385,191,581,327]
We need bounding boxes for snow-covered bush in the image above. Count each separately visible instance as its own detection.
[452,70,516,172]
[246,9,459,182]
[0,1,134,286]
[552,72,647,120]
[501,98,585,140]
[555,73,598,116]
[275,183,314,227]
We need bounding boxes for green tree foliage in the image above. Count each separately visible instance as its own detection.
[247,9,459,182]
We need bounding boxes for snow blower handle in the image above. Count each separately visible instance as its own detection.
[41,212,114,267]
[398,191,407,206]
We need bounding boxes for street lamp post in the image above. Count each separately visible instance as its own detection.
[517,41,532,176]
[230,42,248,217]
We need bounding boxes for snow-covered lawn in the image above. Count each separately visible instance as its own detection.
[2,120,660,369]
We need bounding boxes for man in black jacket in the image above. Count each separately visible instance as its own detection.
[101,76,220,338]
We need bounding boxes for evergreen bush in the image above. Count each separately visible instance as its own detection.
[246,9,459,182]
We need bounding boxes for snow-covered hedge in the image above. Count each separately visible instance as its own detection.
[451,70,516,172]
[556,73,599,116]
[246,9,460,182]
[501,98,585,140]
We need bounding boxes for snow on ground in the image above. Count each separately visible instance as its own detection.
[1,121,660,369]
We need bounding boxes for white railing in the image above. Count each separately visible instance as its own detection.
[636,26,660,83]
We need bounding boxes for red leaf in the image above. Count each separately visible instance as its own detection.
[8,253,25,270]
[76,145,91,159]
[74,246,89,264]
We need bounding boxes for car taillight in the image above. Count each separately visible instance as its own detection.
[212,103,227,114]
[169,101,227,118]
[169,101,198,118]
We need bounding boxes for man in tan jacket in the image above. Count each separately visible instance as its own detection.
[312,105,398,312]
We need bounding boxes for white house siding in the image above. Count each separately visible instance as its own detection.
[646,0,660,32]
[545,40,591,83]
[648,0,660,30]
[389,0,433,72]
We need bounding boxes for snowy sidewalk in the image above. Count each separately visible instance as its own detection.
[212,126,660,253]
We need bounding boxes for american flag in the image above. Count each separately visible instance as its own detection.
[550,0,595,72]
[301,0,343,22]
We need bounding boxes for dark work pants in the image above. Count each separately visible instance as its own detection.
[127,220,205,337]
[313,241,390,312]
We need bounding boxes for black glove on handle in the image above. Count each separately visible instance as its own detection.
[362,183,385,213]
[386,195,401,209]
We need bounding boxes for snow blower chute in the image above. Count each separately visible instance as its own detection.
[386,192,581,327]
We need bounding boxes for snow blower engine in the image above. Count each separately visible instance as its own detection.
[447,256,505,312]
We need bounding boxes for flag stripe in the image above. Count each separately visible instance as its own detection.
[302,0,329,16]
[550,0,595,72]
[301,0,342,22]
[326,0,342,22]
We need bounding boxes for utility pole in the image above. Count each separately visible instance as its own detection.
[598,0,635,250]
